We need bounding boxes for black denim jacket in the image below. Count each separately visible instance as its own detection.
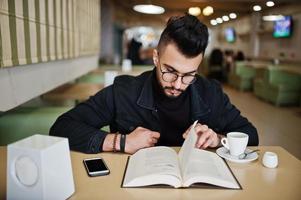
[50,69,258,153]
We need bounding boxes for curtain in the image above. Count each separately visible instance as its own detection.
[0,0,100,68]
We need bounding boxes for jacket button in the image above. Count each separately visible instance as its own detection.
[129,126,134,131]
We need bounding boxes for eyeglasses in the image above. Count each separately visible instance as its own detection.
[158,61,196,85]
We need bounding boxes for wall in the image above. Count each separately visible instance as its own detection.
[207,16,251,57]
[209,4,301,62]
[0,0,101,111]
[99,0,166,64]
[100,0,114,63]
[259,7,301,61]
[0,0,100,67]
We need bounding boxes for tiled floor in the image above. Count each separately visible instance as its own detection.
[223,85,301,160]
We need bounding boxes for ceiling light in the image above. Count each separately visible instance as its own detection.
[262,15,284,21]
[210,19,217,26]
[216,18,223,24]
[253,5,262,11]
[266,1,275,7]
[133,4,165,14]
[222,15,229,21]
[203,6,214,16]
[188,7,201,16]
[229,13,237,19]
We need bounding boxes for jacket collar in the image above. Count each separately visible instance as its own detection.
[189,81,211,121]
[137,69,211,119]
[136,69,157,111]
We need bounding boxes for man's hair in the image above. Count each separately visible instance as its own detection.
[157,13,209,57]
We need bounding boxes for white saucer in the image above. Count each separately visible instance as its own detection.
[216,147,259,164]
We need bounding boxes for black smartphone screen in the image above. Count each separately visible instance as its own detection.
[85,159,108,172]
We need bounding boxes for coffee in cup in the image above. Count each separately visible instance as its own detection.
[221,132,249,157]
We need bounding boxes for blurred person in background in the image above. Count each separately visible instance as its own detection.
[127,37,143,65]
[224,49,235,77]
[208,48,225,82]
[235,50,245,61]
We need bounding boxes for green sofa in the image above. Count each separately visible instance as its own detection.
[0,106,71,145]
[253,68,267,99]
[76,73,105,84]
[254,66,301,106]
[228,62,256,91]
[0,106,111,145]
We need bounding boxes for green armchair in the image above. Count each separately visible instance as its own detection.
[254,67,301,106]
[228,62,256,91]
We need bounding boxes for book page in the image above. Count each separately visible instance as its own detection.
[178,120,239,189]
[182,149,240,189]
[123,146,182,188]
[178,120,198,173]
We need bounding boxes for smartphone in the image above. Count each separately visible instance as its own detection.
[83,157,110,177]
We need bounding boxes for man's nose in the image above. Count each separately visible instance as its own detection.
[172,76,182,89]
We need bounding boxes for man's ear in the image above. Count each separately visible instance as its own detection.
[153,49,159,67]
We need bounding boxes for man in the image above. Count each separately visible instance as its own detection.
[50,14,258,154]
[127,37,143,65]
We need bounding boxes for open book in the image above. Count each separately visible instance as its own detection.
[121,121,241,189]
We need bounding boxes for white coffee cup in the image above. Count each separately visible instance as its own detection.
[221,132,249,157]
[262,152,278,168]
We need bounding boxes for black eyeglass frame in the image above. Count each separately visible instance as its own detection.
[157,59,197,85]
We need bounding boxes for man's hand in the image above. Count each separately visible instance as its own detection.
[125,127,160,154]
[182,123,221,149]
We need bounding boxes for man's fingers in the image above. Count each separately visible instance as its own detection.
[201,131,218,149]
[196,132,209,148]
[151,131,160,139]
[148,137,157,143]
[196,130,212,148]
[147,142,155,147]
[197,129,218,149]
[185,123,209,141]
[200,136,214,149]
[199,125,209,133]
[147,132,159,145]
[195,124,209,134]
[152,138,158,144]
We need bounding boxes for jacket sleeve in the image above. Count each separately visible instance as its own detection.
[49,85,115,153]
[214,82,259,146]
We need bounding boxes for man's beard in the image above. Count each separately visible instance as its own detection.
[162,86,185,99]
